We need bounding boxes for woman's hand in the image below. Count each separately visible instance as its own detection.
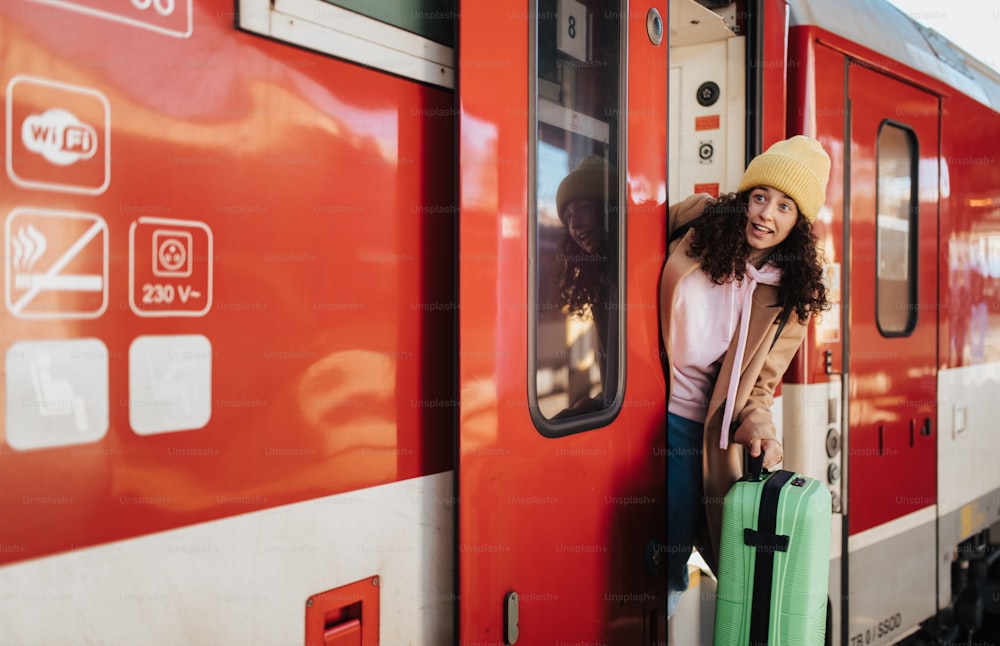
[732,409,783,469]
[750,437,783,469]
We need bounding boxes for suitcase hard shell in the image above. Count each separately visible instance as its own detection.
[713,458,832,645]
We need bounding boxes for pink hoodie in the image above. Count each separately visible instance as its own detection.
[668,261,782,444]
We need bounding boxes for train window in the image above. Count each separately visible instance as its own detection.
[875,122,918,335]
[529,0,625,434]
[238,0,455,88]
[322,1,455,46]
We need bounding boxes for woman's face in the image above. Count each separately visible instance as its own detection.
[744,186,799,262]
[564,198,606,254]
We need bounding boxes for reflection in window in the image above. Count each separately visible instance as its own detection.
[531,0,623,431]
[876,122,918,335]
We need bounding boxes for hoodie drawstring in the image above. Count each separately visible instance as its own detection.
[718,262,783,450]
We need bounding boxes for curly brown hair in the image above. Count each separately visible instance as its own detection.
[686,191,830,323]
[558,231,610,318]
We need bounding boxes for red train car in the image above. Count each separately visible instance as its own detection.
[0,0,998,644]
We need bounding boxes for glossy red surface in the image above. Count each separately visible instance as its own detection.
[939,94,1000,369]
[457,2,668,642]
[760,0,789,149]
[788,29,939,535]
[786,31,846,383]
[787,23,1000,534]
[845,63,938,534]
[0,0,454,564]
[5,0,1000,640]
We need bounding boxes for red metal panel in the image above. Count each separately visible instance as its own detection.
[457,1,668,642]
[760,0,789,148]
[939,91,1000,368]
[846,64,938,535]
[787,25,1000,374]
[785,29,847,384]
[0,0,454,564]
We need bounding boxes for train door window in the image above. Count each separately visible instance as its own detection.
[238,0,455,88]
[529,0,625,433]
[875,122,918,335]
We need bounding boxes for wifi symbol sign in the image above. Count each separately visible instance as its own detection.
[6,75,110,195]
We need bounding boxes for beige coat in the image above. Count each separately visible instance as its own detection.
[659,193,807,572]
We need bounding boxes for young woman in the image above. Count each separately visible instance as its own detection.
[660,136,832,617]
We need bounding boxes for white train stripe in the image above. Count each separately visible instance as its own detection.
[847,505,937,553]
[0,471,455,645]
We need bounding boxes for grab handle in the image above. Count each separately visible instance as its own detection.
[747,449,766,482]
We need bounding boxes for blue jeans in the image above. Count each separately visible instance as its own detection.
[666,411,704,619]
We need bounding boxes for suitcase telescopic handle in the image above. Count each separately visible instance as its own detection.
[747,449,765,482]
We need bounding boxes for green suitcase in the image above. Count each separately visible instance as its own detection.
[713,455,832,645]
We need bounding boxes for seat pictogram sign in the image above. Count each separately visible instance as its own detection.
[129,334,212,435]
[6,75,110,195]
[5,338,110,451]
[5,208,109,319]
[130,216,212,317]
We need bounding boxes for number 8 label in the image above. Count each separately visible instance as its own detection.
[557,0,588,62]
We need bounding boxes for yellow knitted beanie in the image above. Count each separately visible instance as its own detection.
[556,155,610,222]
[737,135,831,222]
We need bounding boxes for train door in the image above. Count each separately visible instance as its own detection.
[845,64,940,644]
[457,1,669,643]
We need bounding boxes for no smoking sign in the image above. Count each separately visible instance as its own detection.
[129,216,212,317]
